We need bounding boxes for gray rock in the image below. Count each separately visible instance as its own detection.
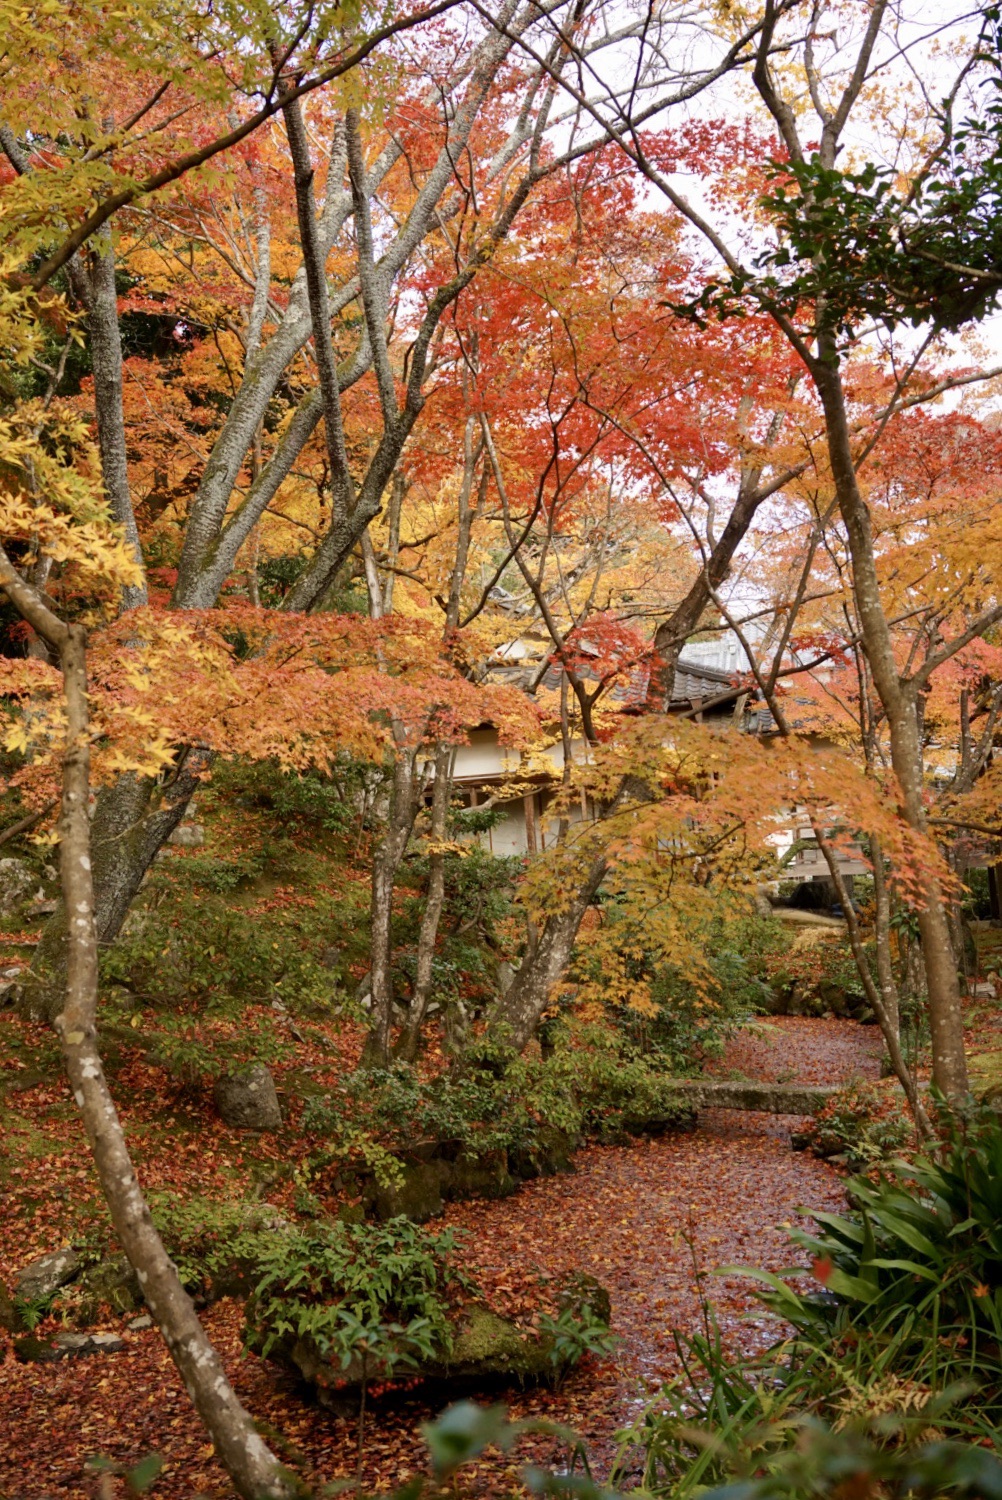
[0,965,22,1006]
[128,1314,153,1330]
[214,1063,283,1131]
[89,1331,127,1352]
[0,857,36,916]
[24,899,57,917]
[52,1331,126,1356]
[16,1247,82,1303]
[168,823,204,847]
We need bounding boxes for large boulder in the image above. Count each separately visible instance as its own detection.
[0,858,36,917]
[16,1247,82,1303]
[261,1270,612,1404]
[509,1126,578,1182]
[444,1148,516,1203]
[214,1064,282,1131]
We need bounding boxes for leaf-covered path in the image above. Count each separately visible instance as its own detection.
[0,1019,882,1498]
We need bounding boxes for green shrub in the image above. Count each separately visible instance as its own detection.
[141,1011,292,1092]
[147,1195,266,1290]
[374,1399,1002,1500]
[164,852,264,893]
[101,888,335,1013]
[245,1217,472,1375]
[215,757,365,836]
[782,1100,1002,1393]
[395,843,523,1010]
[302,1036,693,1188]
[549,1035,695,1140]
[538,1300,617,1372]
[303,1063,526,1158]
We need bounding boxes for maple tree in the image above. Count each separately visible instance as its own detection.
[540,0,1002,1099]
[3,0,1002,1487]
[2,0,770,1023]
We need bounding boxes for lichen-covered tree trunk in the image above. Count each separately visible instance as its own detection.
[814,352,968,1098]
[87,235,147,610]
[397,743,453,1061]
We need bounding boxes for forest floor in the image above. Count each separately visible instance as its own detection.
[0,1016,883,1500]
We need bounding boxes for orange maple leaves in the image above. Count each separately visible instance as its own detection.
[0,607,540,807]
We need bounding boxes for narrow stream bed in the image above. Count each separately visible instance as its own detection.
[252,1017,883,1493]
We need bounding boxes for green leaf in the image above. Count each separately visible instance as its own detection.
[421,1402,516,1478]
[126,1454,165,1495]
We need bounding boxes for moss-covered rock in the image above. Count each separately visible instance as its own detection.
[70,1256,143,1325]
[620,1101,699,1137]
[444,1304,553,1380]
[363,1161,447,1223]
[509,1127,578,1181]
[257,1268,612,1403]
[444,1148,516,1202]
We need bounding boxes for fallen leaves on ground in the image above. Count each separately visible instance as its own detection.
[0,1018,882,1499]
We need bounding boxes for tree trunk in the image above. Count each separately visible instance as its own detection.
[944,847,971,987]
[490,856,607,1051]
[24,757,206,1021]
[88,234,147,609]
[813,353,968,1098]
[814,823,929,1135]
[870,835,900,1043]
[0,555,299,1500]
[363,753,419,1066]
[397,743,453,1061]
